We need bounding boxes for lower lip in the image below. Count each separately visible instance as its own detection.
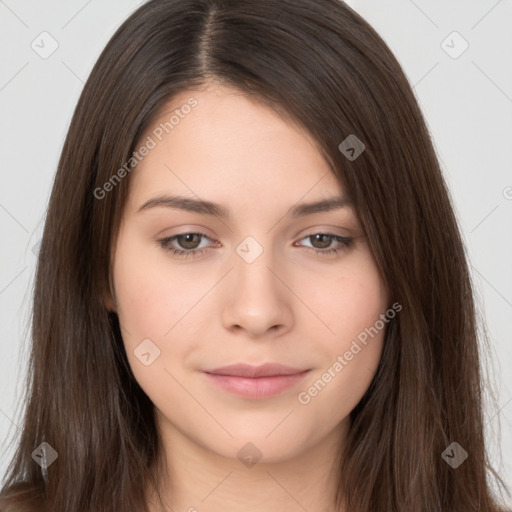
[203,371,310,399]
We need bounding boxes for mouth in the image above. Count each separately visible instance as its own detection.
[202,363,311,399]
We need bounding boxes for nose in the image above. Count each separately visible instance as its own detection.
[220,248,294,339]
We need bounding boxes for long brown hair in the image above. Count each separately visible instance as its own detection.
[1,1,510,510]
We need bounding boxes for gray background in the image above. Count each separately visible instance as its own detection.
[1,0,511,503]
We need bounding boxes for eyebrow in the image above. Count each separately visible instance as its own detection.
[137,194,352,219]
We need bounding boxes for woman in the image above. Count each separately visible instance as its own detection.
[1,0,509,510]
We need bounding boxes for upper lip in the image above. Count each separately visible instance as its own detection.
[204,363,309,378]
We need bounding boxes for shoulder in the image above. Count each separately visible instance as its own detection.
[0,488,44,512]
[0,501,41,512]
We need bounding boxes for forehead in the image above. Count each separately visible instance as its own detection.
[125,83,343,215]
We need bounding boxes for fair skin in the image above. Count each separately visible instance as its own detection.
[108,82,389,512]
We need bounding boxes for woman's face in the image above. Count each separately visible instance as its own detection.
[110,83,389,463]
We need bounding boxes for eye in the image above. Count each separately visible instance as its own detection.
[294,233,353,256]
[158,232,216,259]
[158,231,353,260]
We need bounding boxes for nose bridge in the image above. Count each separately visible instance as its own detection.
[233,236,281,303]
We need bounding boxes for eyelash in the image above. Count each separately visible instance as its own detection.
[157,232,353,259]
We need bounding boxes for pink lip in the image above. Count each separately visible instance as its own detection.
[202,363,310,399]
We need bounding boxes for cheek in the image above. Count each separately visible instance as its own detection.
[299,255,388,348]
[111,249,189,406]
[296,272,388,421]
[112,234,197,340]
[296,252,388,400]
[112,233,217,386]
[334,275,387,343]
